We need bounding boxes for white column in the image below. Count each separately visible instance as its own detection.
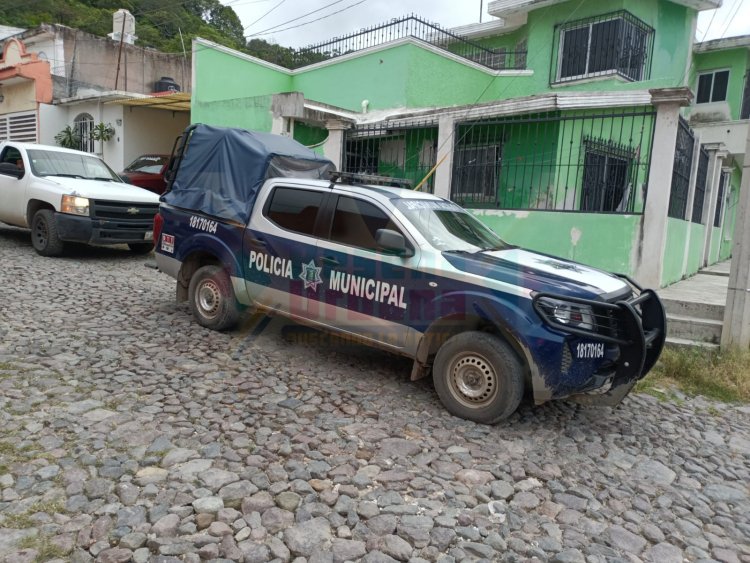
[634,88,693,288]
[722,122,750,348]
[434,115,456,199]
[700,145,728,267]
[680,132,703,273]
[323,120,348,170]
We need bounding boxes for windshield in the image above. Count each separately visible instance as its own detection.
[395,199,510,252]
[28,149,122,182]
[125,155,168,174]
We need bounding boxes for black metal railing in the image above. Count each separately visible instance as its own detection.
[291,15,527,71]
[714,172,727,228]
[691,144,709,224]
[450,108,656,213]
[550,10,654,85]
[668,117,695,220]
[342,120,438,193]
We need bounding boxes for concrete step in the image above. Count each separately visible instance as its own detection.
[661,297,725,322]
[666,314,722,344]
[700,269,730,278]
[665,336,720,351]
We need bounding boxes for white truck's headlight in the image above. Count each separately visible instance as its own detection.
[61,195,90,216]
[551,301,595,331]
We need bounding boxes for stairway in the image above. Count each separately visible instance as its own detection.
[658,261,730,349]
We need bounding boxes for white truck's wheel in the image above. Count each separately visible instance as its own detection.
[31,209,65,257]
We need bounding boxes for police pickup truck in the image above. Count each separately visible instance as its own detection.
[154,124,665,424]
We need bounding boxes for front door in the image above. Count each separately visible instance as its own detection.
[0,145,30,225]
[313,193,419,350]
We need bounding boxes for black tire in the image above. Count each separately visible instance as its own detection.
[31,209,65,257]
[188,265,240,331]
[128,242,154,254]
[433,331,524,424]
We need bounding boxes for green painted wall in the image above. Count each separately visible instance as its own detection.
[710,226,721,264]
[193,45,291,103]
[293,122,328,147]
[686,221,706,276]
[192,95,275,131]
[471,209,641,274]
[691,48,750,121]
[662,218,690,286]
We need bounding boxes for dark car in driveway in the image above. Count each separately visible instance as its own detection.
[120,154,170,194]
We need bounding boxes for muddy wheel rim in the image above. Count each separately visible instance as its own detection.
[196,278,222,320]
[448,352,499,408]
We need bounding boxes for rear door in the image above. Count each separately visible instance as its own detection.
[243,184,330,320]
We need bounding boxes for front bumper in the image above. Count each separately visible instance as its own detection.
[56,212,154,245]
[531,278,666,405]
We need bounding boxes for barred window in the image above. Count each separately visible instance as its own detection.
[580,138,635,212]
[554,11,653,84]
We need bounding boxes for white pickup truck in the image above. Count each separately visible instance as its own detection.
[0,141,160,256]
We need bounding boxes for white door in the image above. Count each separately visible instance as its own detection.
[0,145,31,226]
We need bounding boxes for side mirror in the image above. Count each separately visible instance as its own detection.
[376,228,412,256]
[0,162,23,179]
[120,174,132,184]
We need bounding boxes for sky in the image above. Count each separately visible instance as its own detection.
[222,0,750,49]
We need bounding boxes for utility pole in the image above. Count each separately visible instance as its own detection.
[114,14,126,90]
[479,0,484,23]
[721,121,750,348]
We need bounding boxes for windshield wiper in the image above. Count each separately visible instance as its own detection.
[46,173,85,179]
[92,177,117,182]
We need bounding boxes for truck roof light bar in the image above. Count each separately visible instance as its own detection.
[327,171,413,189]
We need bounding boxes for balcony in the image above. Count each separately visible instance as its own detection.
[287,15,527,71]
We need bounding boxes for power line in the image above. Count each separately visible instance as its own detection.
[243,0,287,30]
[249,0,368,37]
[246,0,350,37]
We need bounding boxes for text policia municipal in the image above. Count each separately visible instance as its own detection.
[248,250,408,310]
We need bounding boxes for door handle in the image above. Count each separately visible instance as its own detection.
[321,256,339,266]
[249,237,266,248]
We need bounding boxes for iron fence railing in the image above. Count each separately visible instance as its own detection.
[691,144,709,224]
[668,117,695,220]
[342,120,438,193]
[450,108,656,213]
[291,15,527,71]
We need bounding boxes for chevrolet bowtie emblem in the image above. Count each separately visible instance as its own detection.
[127,207,139,215]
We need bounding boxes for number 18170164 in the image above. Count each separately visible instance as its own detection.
[576,342,605,359]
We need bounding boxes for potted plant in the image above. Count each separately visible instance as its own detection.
[54,126,81,149]
[91,122,115,142]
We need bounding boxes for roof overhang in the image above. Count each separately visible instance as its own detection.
[105,91,191,112]
[450,13,528,39]
[694,34,750,53]
[488,0,722,17]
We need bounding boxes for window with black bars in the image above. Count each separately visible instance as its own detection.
[691,146,709,224]
[580,138,636,213]
[450,108,655,213]
[551,11,654,85]
[714,172,727,228]
[342,121,438,192]
[668,117,695,219]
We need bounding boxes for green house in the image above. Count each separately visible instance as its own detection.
[191,0,748,288]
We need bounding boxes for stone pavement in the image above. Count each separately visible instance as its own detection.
[0,224,748,563]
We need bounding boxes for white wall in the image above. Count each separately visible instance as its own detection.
[38,103,69,146]
[121,106,189,167]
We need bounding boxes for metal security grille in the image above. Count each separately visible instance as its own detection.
[551,11,654,85]
[292,15,527,71]
[74,113,95,153]
[450,108,656,213]
[0,111,37,142]
[342,121,438,193]
[668,117,695,220]
[691,145,709,224]
[714,172,727,228]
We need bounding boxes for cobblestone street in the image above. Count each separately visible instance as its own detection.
[0,224,748,563]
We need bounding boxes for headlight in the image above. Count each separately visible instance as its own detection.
[61,195,90,216]
[537,297,595,331]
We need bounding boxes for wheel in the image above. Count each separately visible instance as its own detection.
[188,265,240,331]
[128,242,154,254]
[31,209,65,256]
[433,331,524,424]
